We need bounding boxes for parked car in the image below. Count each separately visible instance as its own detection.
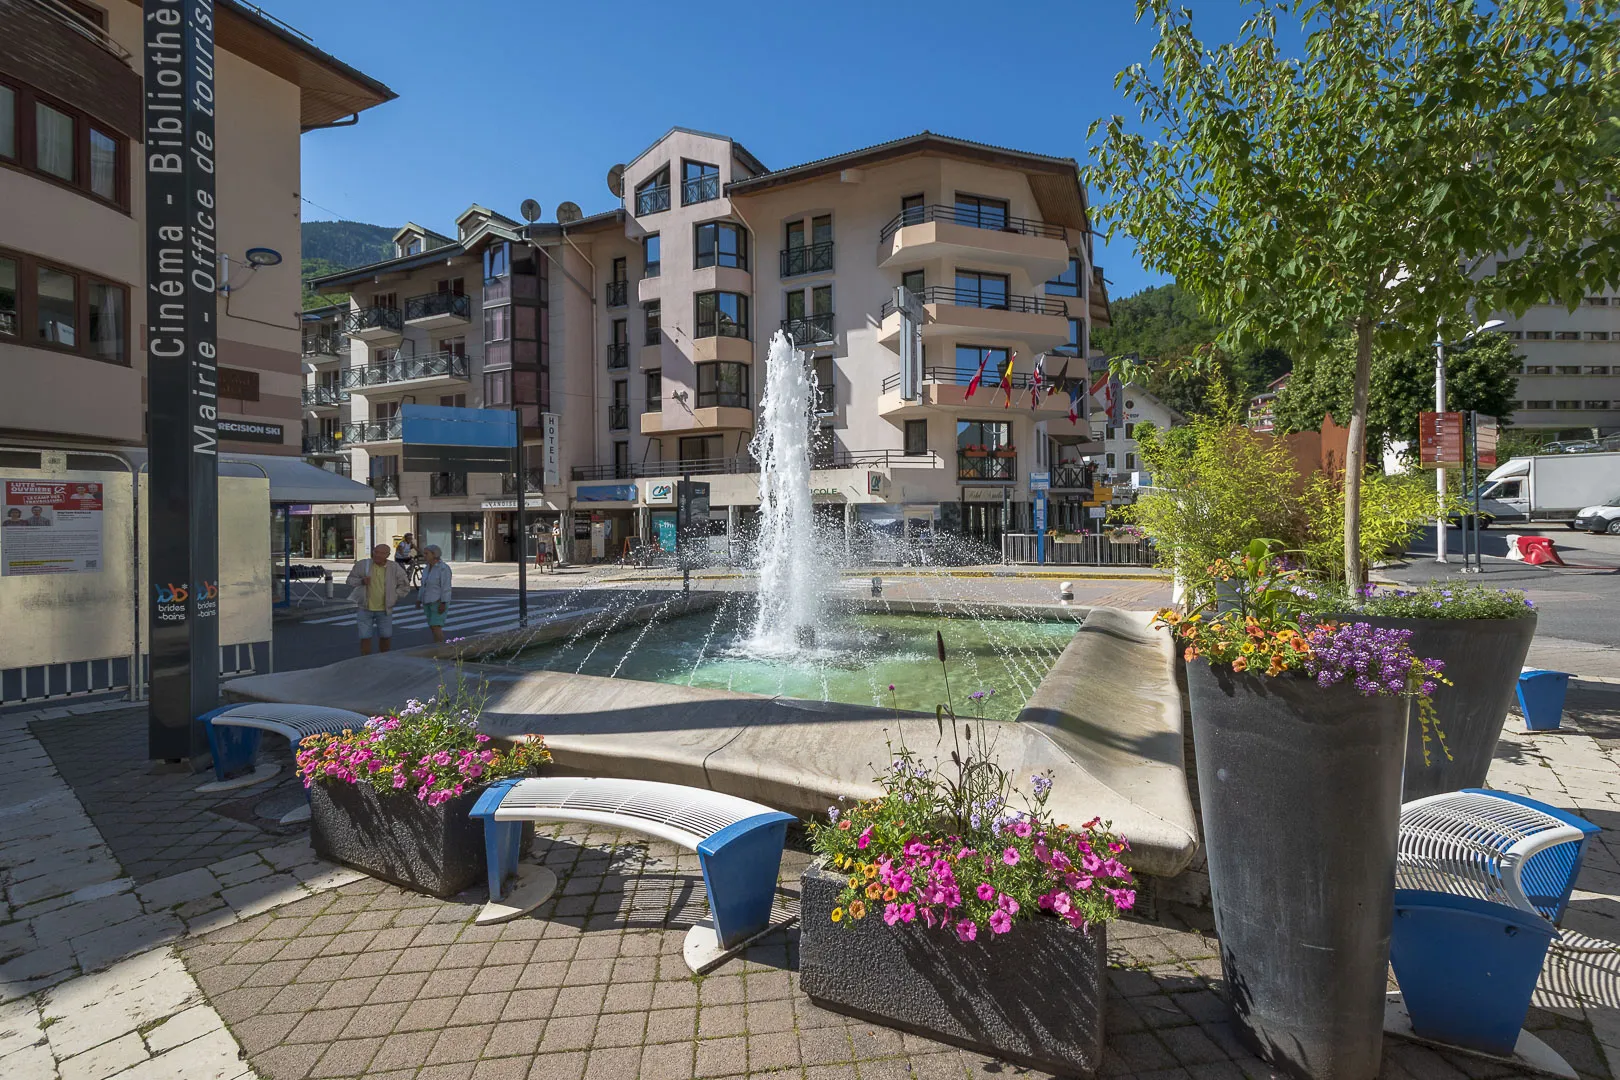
[1571,496,1620,535]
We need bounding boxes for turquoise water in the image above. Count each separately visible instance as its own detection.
[503,606,1080,721]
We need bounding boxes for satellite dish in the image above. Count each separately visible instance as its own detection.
[606,164,625,198]
[556,201,583,225]
[244,247,282,267]
[519,199,542,224]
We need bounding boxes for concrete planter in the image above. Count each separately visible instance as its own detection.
[798,862,1106,1076]
[1351,614,1536,800]
[1188,660,1408,1080]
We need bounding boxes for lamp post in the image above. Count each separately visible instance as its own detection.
[1433,318,1503,563]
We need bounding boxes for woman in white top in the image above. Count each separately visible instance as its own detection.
[417,544,453,642]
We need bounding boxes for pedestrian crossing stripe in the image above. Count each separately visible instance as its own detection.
[305,596,514,626]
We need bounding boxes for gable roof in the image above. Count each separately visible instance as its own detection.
[624,126,768,177]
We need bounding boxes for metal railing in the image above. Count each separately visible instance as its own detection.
[1050,463,1094,489]
[340,352,469,390]
[814,386,834,414]
[881,367,1070,394]
[636,184,670,215]
[880,286,1068,318]
[344,306,403,334]
[606,280,628,307]
[569,448,940,481]
[645,324,661,347]
[429,473,468,497]
[302,433,343,455]
[645,395,662,413]
[370,474,401,498]
[781,242,834,278]
[879,203,1066,243]
[1003,533,1157,567]
[781,313,835,345]
[696,391,749,409]
[608,405,629,430]
[606,342,629,369]
[302,385,349,407]
[403,292,470,322]
[302,336,346,358]
[682,174,719,205]
[29,0,132,62]
[344,417,404,443]
[502,470,545,495]
[695,317,749,340]
[957,453,1017,481]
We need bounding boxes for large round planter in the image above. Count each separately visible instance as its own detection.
[799,862,1106,1076]
[1350,614,1536,800]
[1187,660,1409,1080]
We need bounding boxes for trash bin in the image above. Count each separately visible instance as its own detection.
[1518,669,1571,732]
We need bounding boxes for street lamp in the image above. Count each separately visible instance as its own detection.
[1434,317,1504,563]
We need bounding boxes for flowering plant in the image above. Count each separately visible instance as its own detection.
[295,679,549,807]
[1312,581,1535,621]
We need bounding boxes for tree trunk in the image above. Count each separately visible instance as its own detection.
[1343,317,1374,585]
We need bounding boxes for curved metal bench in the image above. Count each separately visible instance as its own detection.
[198,703,371,818]
[471,777,796,973]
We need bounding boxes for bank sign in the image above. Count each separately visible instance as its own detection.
[644,480,675,505]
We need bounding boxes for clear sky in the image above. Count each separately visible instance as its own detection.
[284,0,1253,301]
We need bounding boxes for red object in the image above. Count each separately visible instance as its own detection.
[1516,536,1567,566]
[1419,411,1465,467]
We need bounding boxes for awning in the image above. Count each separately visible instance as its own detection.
[124,450,375,505]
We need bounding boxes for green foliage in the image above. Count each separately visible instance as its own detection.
[1276,333,1524,460]
[300,220,396,310]
[1496,428,1549,462]
[1296,471,1454,583]
[1312,581,1535,621]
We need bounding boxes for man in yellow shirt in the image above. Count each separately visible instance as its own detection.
[346,543,411,655]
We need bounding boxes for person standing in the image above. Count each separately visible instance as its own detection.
[347,543,410,655]
[417,544,453,643]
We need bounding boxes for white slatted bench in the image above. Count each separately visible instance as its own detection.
[470,777,797,972]
[197,703,371,819]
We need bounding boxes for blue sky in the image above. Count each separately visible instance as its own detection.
[286,0,1254,300]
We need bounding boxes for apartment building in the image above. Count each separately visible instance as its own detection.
[1086,378,1183,497]
[307,129,1108,561]
[0,0,393,456]
[1485,282,1620,438]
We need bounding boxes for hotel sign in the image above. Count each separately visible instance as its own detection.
[144,0,220,759]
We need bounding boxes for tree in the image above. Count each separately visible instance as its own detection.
[1085,0,1620,584]
[1274,332,1522,459]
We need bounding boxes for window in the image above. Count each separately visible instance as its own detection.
[610,379,628,430]
[1524,364,1552,375]
[695,221,747,270]
[87,281,122,363]
[644,301,660,346]
[613,441,630,478]
[695,291,749,339]
[643,233,660,277]
[645,369,662,412]
[813,215,832,247]
[1587,332,1610,342]
[1556,331,1580,341]
[1105,425,1116,441]
[35,101,73,181]
[86,126,116,201]
[438,393,466,408]
[0,81,126,208]
[901,270,925,297]
[0,85,13,159]
[404,238,422,256]
[1556,365,1580,375]
[636,167,670,215]
[1124,422,1136,439]
[1125,453,1137,470]
[1556,400,1581,410]
[1046,258,1081,296]
[812,355,835,413]
[682,160,719,205]
[1526,331,1552,340]
[1585,366,1611,375]
[37,266,75,346]
[611,257,627,283]
[954,270,1009,309]
[1585,400,1611,410]
[957,420,1012,451]
[609,319,628,368]
[1106,452,1117,468]
[954,193,1008,230]
[441,336,467,358]
[1059,318,1082,355]
[782,216,834,277]
[484,306,510,342]
[1505,331,1524,340]
[955,345,1010,387]
[1525,400,1552,409]
[436,277,465,296]
[483,243,508,282]
[696,362,750,408]
[1587,296,1611,306]
[0,255,14,337]
[679,435,723,465]
[904,419,928,456]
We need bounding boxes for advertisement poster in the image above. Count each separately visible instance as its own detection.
[2,480,105,576]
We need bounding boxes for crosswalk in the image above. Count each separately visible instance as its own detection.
[305,596,593,637]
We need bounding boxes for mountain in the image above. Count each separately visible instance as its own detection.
[301,220,395,309]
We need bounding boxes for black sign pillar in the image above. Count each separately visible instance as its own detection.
[144,0,219,760]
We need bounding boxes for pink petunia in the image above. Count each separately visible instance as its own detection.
[1034,841,1051,864]
[1011,820,1033,839]
[1051,851,1071,872]
[976,882,995,903]
[1108,887,1137,911]
[898,903,916,924]
[392,772,407,789]
[955,919,977,942]
[989,909,1012,935]
[857,827,873,851]
[922,907,938,929]
[1051,891,1072,916]
[1002,847,1020,867]
[884,903,902,926]
[998,895,1019,916]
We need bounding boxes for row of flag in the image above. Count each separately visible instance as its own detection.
[961,350,1086,424]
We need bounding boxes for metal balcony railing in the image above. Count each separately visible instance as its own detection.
[1051,464,1094,489]
[781,242,834,278]
[606,280,629,307]
[695,391,749,409]
[606,342,629,369]
[370,474,401,498]
[695,316,748,340]
[403,292,470,322]
[608,405,630,430]
[957,453,1016,482]
[879,203,1067,244]
[881,367,1072,395]
[682,173,719,205]
[645,324,661,347]
[301,335,345,358]
[344,417,403,443]
[814,385,834,414]
[302,385,349,407]
[343,306,402,334]
[301,433,342,455]
[781,313,834,345]
[880,287,1068,318]
[502,470,545,495]
[429,473,468,497]
[568,447,942,482]
[636,184,670,215]
[340,352,469,390]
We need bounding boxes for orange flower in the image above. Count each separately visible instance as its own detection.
[865,882,882,900]
[849,900,867,919]
[883,887,898,902]
[1231,656,1248,673]
[1184,646,1199,662]
[837,819,852,831]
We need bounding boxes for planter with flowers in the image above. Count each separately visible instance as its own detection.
[992,445,1018,459]
[1159,540,1447,1080]
[799,663,1136,1077]
[297,685,550,898]
[961,444,989,458]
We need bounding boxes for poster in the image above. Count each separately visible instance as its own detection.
[2,480,105,576]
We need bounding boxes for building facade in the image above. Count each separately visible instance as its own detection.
[310,130,1109,561]
[1488,285,1620,440]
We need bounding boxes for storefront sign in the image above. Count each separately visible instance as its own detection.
[144,0,220,757]
[218,368,260,401]
[576,484,636,503]
[961,487,1010,502]
[286,503,312,516]
[1028,471,1050,491]
[1419,411,1465,468]
[542,412,560,487]
[644,479,675,505]
[217,419,284,443]
[2,481,104,576]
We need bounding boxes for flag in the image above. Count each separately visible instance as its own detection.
[964,348,990,398]
[1000,352,1017,408]
[1068,380,1082,425]
[1028,353,1046,409]
[1048,360,1070,401]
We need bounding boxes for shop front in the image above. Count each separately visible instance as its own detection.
[573,483,637,562]
[419,512,485,563]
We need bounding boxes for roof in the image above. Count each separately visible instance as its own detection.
[725,131,1092,233]
[1089,267,1112,328]
[562,208,627,234]
[125,450,375,504]
[391,222,455,248]
[307,242,469,290]
[121,0,394,130]
[624,126,769,178]
[455,204,521,228]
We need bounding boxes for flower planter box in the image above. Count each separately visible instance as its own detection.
[1187,659,1408,1080]
[310,780,530,899]
[1352,614,1536,800]
[962,449,989,458]
[993,449,1017,459]
[799,862,1106,1076]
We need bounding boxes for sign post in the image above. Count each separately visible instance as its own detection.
[676,478,710,595]
[1029,471,1050,566]
[144,0,220,761]
[895,286,924,402]
[1418,411,1465,469]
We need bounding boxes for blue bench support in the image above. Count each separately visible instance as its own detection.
[201,704,262,781]
[1519,670,1571,732]
[472,778,526,902]
[696,811,797,949]
[1391,889,1557,1058]
[1463,788,1599,926]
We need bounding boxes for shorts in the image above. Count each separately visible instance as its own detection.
[356,607,393,640]
[424,604,448,628]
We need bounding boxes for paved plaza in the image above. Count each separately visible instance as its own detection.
[4,675,1620,1077]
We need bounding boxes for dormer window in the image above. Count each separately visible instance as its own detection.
[636,167,671,216]
[682,160,719,206]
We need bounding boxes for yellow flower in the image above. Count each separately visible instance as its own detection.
[863,864,878,881]
[830,908,843,923]
[849,900,866,919]
[848,876,859,889]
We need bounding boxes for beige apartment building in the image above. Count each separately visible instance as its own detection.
[308,129,1109,561]
[0,0,393,458]
[1484,288,1620,440]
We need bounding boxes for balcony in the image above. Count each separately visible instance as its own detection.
[781,242,834,278]
[878,286,1069,351]
[682,174,719,205]
[640,406,752,437]
[608,405,629,431]
[957,451,1017,483]
[878,367,1079,422]
[877,204,1070,281]
[429,473,469,497]
[344,305,403,343]
[302,433,343,456]
[302,336,347,362]
[340,353,470,395]
[814,385,834,415]
[607,342,629,370]
[403,291,471,330]
[502,469,545,495]
[344,417,403,445]
[636,185,670,215]
[781,313,835,347]
[606,280,629,307]
[370,475,401,499]
[302,385,349,409]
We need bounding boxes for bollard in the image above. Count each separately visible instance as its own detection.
[1059,580,1074,603]
[1517,669,1571,732]
[871,577,882,598]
